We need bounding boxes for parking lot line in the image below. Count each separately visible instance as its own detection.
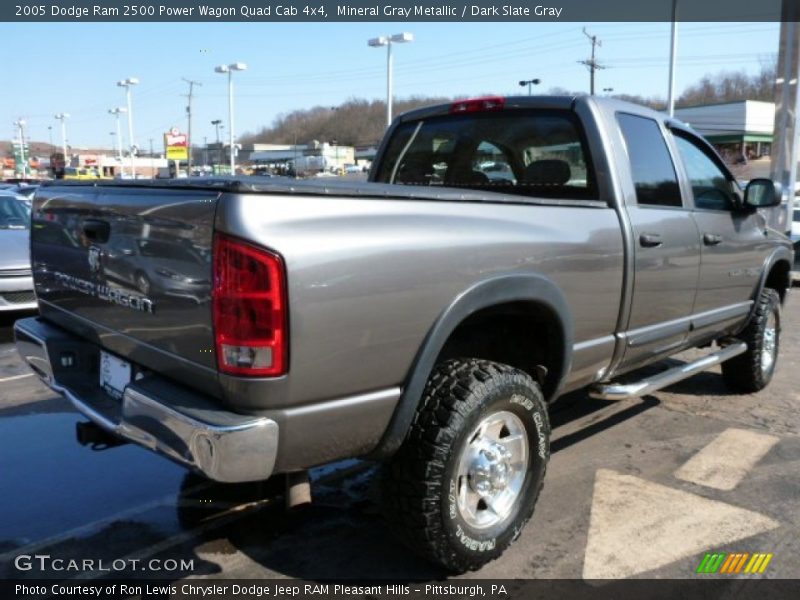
[674,428,780,491]
[583,469,780,579]
[0,373,33,383]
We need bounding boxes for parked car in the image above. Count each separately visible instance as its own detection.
[0,195,35,311]
[101,235,210,303]
[14,95,793,572]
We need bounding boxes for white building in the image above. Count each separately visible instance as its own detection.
[675,100,775,160]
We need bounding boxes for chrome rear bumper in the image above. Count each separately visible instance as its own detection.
[13,316,278,483]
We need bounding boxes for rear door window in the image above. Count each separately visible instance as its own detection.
[374,110,597,200]
[617,113,682,208]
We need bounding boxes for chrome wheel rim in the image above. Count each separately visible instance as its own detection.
[455,410,528,530]
[761,311,778,375]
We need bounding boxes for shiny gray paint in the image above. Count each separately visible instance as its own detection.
[214,192,624,410]
[20,95,794,472]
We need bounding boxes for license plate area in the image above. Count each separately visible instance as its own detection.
[99,350,131,400]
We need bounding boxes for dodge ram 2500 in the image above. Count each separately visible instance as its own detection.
[14,95,793,571]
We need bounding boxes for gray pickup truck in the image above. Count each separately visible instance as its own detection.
[14,95,793,572]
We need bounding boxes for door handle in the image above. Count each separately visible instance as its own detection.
[82,219,110,243]
[703,233,723,246]
[639,233,663,248]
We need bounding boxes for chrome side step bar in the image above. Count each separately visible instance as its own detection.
[589,342,748,401]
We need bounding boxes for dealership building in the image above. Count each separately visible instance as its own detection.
[675,100,775,161]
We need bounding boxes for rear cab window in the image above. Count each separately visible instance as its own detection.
[374,109,597,201]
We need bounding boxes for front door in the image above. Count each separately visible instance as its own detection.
[669,129,769,337]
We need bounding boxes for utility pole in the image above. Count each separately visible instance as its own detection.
[579,28,606,95]
[182,78,202,172]
[211,120,223,168]
[149,137,155,176]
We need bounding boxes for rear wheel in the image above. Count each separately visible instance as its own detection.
[721,288,781,393]
[381,359,550,572]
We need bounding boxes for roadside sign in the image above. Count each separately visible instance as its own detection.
[164,129,188,161]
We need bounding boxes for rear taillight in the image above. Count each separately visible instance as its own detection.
[213,233,287,377]
[450,96,506,114]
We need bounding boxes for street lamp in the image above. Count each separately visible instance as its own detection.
[368,32,414,129]
[215,63,247,174]
[603,87,614,95]
[54,113,69,165]
[519,78,541,96]
[13,119,27,178]
[117,77,139,177]
[108,107,127,163]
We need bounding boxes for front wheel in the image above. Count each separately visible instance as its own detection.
[721,288,781,393]
[381,359,550,572]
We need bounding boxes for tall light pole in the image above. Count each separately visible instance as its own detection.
[667,0,679,116]
[108,107,127,164]
[54,113,69,166]
[519,78,541,96]
[117,77,139,177]
[47,125,54,154]
[368,32,414,129]
[13,119,27,178]
[215,63,247,174]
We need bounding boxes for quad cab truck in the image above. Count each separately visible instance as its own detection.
[15,96,793,571]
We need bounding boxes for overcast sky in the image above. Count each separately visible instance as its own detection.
[1,21,779,149]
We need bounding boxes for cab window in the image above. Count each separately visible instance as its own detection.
[617,113,682,208]
[671,132,736,211]
[375,110,597,200]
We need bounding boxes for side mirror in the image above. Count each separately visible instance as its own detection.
[744,178,780,209]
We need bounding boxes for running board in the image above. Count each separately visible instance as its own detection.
[589,342,748,401]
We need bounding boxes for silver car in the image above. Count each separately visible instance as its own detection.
[0,194,35,311]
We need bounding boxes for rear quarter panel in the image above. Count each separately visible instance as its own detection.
[215,193,625,412]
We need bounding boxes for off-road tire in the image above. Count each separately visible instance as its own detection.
[721,288,781,393]
[381,359,550,572]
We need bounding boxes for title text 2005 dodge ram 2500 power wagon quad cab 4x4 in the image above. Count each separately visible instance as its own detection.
[15,96,793,571]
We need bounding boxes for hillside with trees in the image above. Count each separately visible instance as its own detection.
[239,96,451,147]
[241,61,778,147]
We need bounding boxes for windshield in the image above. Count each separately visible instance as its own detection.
[0,196,30,229]
[374,109,597,200]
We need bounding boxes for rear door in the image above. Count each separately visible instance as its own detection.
[32,184,219,371]
[615,113,701,371]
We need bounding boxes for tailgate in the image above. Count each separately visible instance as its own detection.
[31,184,219,371]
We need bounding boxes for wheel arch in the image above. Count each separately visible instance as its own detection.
[761,254,792,304]
[370,274,573,459]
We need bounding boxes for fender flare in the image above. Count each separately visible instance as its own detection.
[754,246,793,302]
[369,273,573,459]
[736,246,794,334]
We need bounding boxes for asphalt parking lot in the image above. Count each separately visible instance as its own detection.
[1,295,799,582]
